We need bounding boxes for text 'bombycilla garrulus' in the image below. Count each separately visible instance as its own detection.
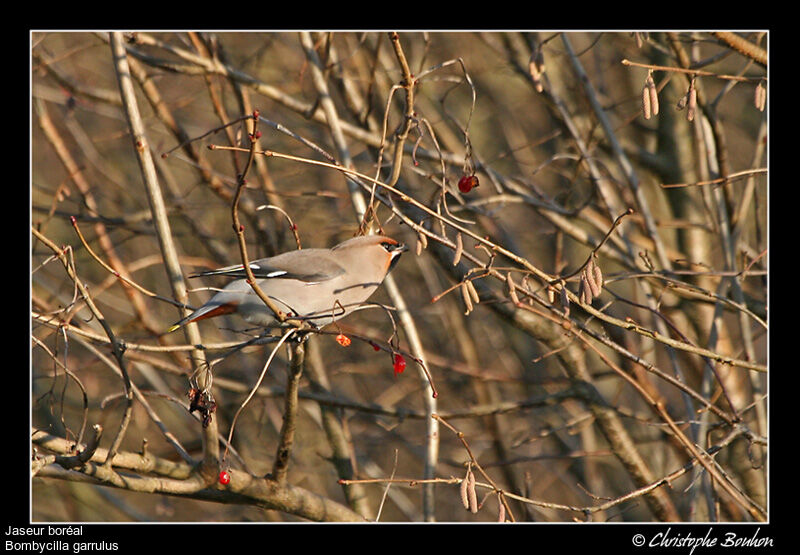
[168,235,407,332]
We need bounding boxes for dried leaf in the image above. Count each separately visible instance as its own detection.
[528,48,545,93]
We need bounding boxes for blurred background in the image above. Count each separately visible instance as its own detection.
[32,31,767,522]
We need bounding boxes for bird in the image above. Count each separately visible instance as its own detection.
[167,234,407,333]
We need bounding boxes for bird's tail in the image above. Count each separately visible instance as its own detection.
[165,319,189,333]
[166,302,238,333]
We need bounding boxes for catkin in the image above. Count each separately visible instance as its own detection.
[467,469,478,514]
[687,85,697,122]
[461,281,473,315]
[466,279,480,305]
[642,84,652,120]
[579,273,592,304]
[460,473,470,510]
[415,232,427,256]
[754,82,766,111]
[592,262,603,293]
[586,260,602,298]
[507,273,520,305]
[646,73,659,116]
[453,233,463,266]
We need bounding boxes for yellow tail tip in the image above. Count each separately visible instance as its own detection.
[166,324,181,333]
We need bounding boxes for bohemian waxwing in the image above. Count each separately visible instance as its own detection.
[168,235,407,332]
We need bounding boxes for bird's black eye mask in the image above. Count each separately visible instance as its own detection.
[383,241,407,271]
[382,241,405,252]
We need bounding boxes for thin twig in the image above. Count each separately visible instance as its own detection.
[621,58,765,82]
[223,328,297,465]
[271,339,305,483]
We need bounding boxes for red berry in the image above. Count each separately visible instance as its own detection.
[458,175,479,193]
[335,333,351,347]
[218,470,230,485]
[393,354,406,377]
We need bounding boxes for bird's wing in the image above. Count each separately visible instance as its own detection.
[189,248,346,283]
